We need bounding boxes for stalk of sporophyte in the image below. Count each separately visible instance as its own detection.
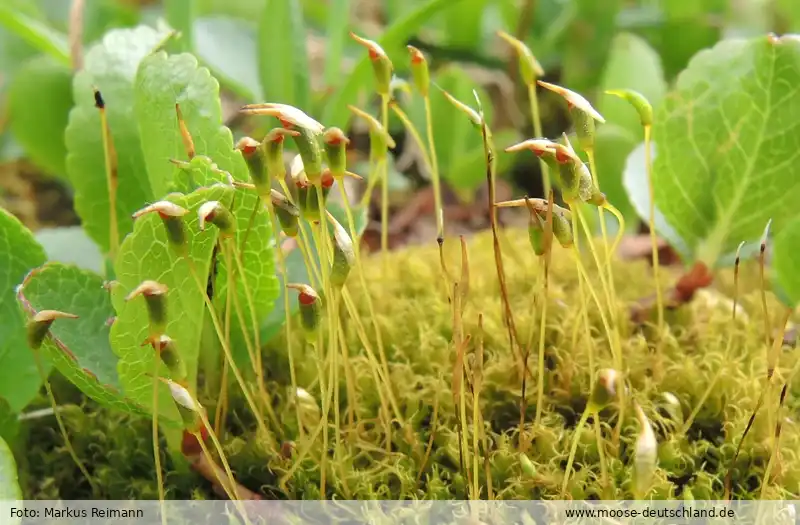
[192,200,275,442]
[561,369,621,497]
[495,31,550,197]
[349,104,396,261]
[605,89,664,332]
[407,45,445,242]
[284,283,331,494]
[92,88,119,261]
[321,128,366,241]
[26,310,99,495]
[536,80,619,293]
[350,32,394,257]
[161,379,253,511]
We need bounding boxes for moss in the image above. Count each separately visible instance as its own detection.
[19,229,800,499]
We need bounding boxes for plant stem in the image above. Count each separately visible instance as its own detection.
[380,94,391,266]
[562,407,591,497]
[33,348,98,496]
[151,352,166,524]
[96,92,119,262]
[643,125,664,332]
[527,83,550,197]
[424,96,444,240]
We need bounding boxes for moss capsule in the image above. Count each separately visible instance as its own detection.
[287,284,321,344]
[26,310,78,350]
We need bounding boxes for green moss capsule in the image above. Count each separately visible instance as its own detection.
[236,136,267,191]
[407,45,430,97]
[347,105,395,161]
[152,335,187,385]
[263,128,298,183]
[605,89,653,127]
[126,281,169,342]
[497,30,544,86]
[328,212,355,288]
[198,201,235,236]
[162,378,203,433]
[351,32,393,97]
[270,189,300,237]
[291,126,324,184]
[322,127,349,179]
[287,284,321,344]
[26,310,78,350]
[588,369,621,412]
[132,201,189,255]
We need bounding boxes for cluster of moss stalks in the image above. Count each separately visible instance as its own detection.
[17,229,800,500]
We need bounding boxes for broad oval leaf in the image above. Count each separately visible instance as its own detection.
[7,54,73,177]
[772,215,800,307]
[0,208,46,413]
[652,35,800,267]
[0,4,69,65]
[257,0,310,111]
[65,25,170,255]
[0,434,21,523]
[110,184,234,421]
[17,262,149,418]
[193,16,262,101]
[134,51,250,198]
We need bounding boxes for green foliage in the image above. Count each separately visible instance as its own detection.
[192,16,262,100]
[651,35,800,267]
[258,0,311,111]
[0,209,46,413]
[7,54,72,177]
[323,0,351,88]
[109,185,234,422]
[0,4,69,65]
[17,263,148,417]
[772,216,800,307]
[65,25,170,255]
[322,0,456,128]
[0,434,20,524]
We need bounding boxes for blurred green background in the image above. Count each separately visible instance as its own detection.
[1,0,798,240]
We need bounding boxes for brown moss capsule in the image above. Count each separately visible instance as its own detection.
[26,310,78,350]
[350,32,393,97]
[322,127,349,179]
[270,189,300,237]
[198,201,235,236]
[287,284,321,344]
[132,201,189,254]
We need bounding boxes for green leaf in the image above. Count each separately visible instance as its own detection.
[0,208,46,413]
[560,0,621,95]
[257,0,310,111]
[322,0,458,128]
[772,215,800,307]
[623,141,691,261]
[7,54,73,177]
[0,4,69,66]
[34,227,105,274]
[17,262,149,417]
[193,16,262,101]
[443,0,488,51]
[110,184,234,422]
[134,51,249,199]
[165,0,194,52]
[0,435,21,520]
[594,32,666,225]
[323,0,351,88]
[65,25,170,256]
[652,35,800,267]
[212,190,279,374]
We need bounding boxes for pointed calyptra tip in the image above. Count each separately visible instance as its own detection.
[125,280,168,301]
[132,201,189,220]
[604,89,653,127]
[162,378,201,413]
[496,30,544,82]
[286,283,319,305]
[589,368,622,411]
[537,80,605,123]
[198,200,234,234]
[347,105,396,149]
[633,402,658,497]
[407,45,426,64]
[33,310,79,323]
[239,103,324,133]
[505,138,558,156]
[760,218,773,250]
[197,201,219,231]
[323,127,350,146]
[439,89,482,127]
[349,32,387,60]
[264,127,300,144]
